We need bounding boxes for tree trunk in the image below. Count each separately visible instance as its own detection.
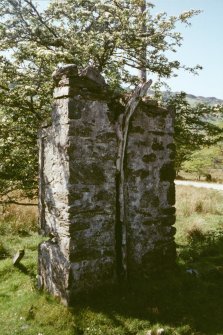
[115,79,152,280]
[139,1,147,82]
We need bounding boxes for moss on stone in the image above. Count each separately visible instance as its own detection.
[142,153,157,163]
[152,140,164,151]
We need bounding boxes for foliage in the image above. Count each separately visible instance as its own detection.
[166,92,223,174]
[0,0,202,200]
[0,0,201,85]
[182,145,223,180]
[0,51,52,199]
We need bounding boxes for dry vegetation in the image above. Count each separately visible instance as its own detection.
[175,186,223,273]
[176,185,223,216]
[176,186,223,236]
[0,202,38,235]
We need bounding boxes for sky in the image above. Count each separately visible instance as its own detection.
[36,0,223,99]
[151,0,223,99]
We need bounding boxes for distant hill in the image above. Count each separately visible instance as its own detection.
[185,94,223,106]
[160,91,223,106]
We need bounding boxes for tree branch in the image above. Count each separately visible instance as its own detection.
[0,200,37,206]
[115,79,152,278]
[24,0,58,38]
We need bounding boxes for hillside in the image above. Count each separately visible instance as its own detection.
[160,91,223,106]
[186,93,223,106]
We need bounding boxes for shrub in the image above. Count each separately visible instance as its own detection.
[186,225,206,244]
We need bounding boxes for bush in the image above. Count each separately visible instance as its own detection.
[186,224,206,244]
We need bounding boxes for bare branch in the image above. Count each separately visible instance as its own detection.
[24,0,58,38]
[0,200,37,206]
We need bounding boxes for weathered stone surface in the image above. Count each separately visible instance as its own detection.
[79,66,106,87]
[38,65,176,304]
[52,64,78,83]
[38,241,71,304]
[39,66,117,304]
[142,153,157,163]
[53,86,72,99]
[125,100,176,278]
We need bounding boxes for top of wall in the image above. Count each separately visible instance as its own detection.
[53,64,109,100]
[49,64,174,130]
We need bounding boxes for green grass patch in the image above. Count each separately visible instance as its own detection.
[1,188,223,334]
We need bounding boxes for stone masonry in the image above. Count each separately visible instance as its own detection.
[38,65,176,304]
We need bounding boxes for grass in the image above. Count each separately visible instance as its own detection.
[1,187,223,335]
[176,185,223,219]
[175,186,223,278]
[0,202,38,236]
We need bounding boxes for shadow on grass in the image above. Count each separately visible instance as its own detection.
[69,233,223,335]
[14,262,36,280]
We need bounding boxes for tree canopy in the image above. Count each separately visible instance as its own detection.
[182,145,223,181]
[0,0,221,202]
[167,92,223,174]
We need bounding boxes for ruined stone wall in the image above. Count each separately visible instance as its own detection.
[126,100,176,278]
[38,65,176,304]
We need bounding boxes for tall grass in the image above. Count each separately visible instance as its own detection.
[176,186,223,217]
[0,202,38,236]
[0,201,38,262]
[176,185,223,242]
[175,186,223,268]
